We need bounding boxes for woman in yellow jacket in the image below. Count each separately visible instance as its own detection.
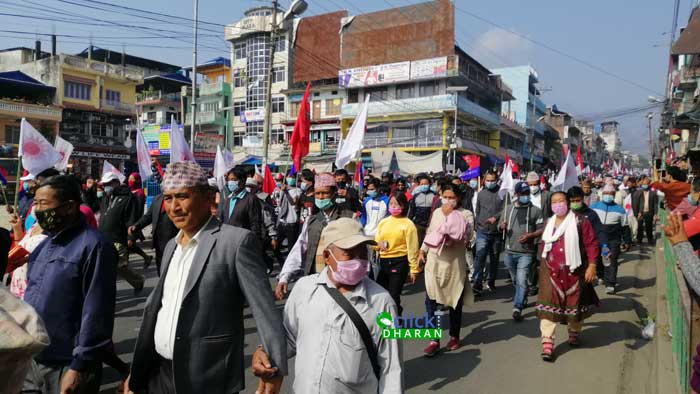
[375,191,421,314]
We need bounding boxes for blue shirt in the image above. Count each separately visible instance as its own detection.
[228,190,248,218]
[24,218,117,370]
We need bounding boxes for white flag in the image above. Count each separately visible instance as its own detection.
[335,94,370,169]
[135,129,153,181]
[53,135,74,172]
[223,148,234,168]
[213,145,228,192]
[18,118,61,175]
[101,160,125,184]
[551,153,579,192]
[498,162,514,200]
[169,116,195,165]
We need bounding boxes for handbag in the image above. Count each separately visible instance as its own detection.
[320,285,381,381]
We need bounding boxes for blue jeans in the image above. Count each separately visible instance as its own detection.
[504,252,533,310]
[473,231,502,289]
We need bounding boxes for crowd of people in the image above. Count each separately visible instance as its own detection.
[0,156,683,394]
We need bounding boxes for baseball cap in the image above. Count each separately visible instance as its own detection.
[100,172,119,184]
[514,181,530,195]
[245,177,258,187]
[320,218,376,251]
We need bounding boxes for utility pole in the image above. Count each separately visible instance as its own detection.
[262,0,279,169]
[191,0,199,147]
[647,112,654,161]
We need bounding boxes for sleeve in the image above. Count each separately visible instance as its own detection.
[249,197,264,241]
[235,232,288,375]
[360,198,368,227]
[685,215,700,238]
[588,212,608,246]
[405,222,420,273]
[407,198,416,221]
[674,242,700,294]
[71,239,117,371]
[474,192,480,218]
[377,301,403,394]
[494,195,505,221]
[282,282,301,359]
[580,218,600,264]
[125,195,140,227]
[133,203,154,231]
[278,219,309,283]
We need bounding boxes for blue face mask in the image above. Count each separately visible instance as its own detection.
[416,185,430,194]
[301,182,309,192]
[689,194,699,206]
[367,190,378,198]
[22,182,30,192]
[315,198,333,210]
[276,182,283,189]
[602,195,614,204]
[469,180,478,189]
[485,181,497,190]
[286,178,296,186]
[96,191,104,198]
[430,186,438,194]
[640,184,649,190]
[518,196,530,205]
[227,181,240,194]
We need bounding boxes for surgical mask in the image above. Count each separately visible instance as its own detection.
[367,190,378,198]
[518,196,530,205]
[96,191,104,198]
[485,181,497,190]
[551,202,569,217]
[389,206,403,216]
[430,186,438,194]
[104,186,114,195]
[227,181,240,194]
[301,182,310,192]
[22,182,30,192]
[602,195,615,204]
[469,180,478,189]
[276,182,283,189]
[441,198,457,208]
[34,205,66,233]
[416,185,430,194]
[286,178,296,186]
[128,179,138,189]
[570,202,584,211]
[529,185,540,195]
[328,250,369,286]
[640,185,649,190]
[689,194,699,207]
[315,198,333,210]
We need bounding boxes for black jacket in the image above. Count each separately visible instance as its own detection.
[219,191,263,241]
[99,186,140,244]
[132,194,179,263]
[632,189,659,217]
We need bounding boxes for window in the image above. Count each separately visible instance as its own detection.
[274,36,285,52]
[312,100,321,119]
[233,101,245,116]
[234,73,245,88]
[347,89,359,104]
[272,97,285,113]
[232,129,245,146]
[166,112,179,123]
[202,101,219,112]
[64,81,91,100]
[366,87,388,102]
[147,112,157,124]
[271,127,285,144]
[289,101,301,118]
[419,81,440,97]
[272,66,285,83]
[395,83,415,99]
[4,125,20,144]
[106,89,121,103]
[325,99,341,116]
[234,42,246,60]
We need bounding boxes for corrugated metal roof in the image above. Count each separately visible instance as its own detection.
[672,7,700,55]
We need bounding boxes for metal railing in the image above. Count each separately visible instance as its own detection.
[100,99,136,114]
[199,81,227,96]
[185,111,218,124]
[0,100,62,119]
[136,91,181,103]
[62,55,144,81]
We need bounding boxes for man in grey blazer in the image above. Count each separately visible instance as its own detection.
[125,161,286,394]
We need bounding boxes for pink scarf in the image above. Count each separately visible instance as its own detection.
[424,210,468,255]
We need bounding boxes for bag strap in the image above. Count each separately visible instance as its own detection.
[320,284,381,381]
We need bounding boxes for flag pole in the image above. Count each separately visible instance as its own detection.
[13,156,22,211]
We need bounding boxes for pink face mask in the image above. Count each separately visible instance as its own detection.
[329,250,369,285]
[388,207,403,216]
[551,202,569,217]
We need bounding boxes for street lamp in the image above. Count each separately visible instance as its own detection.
[262,0,307,169]
[446,86,468,173]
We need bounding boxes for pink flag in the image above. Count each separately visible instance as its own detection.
[53,135,74,172]
[169,116,195,165]
[19,118,61,175]
[135,129,153,181]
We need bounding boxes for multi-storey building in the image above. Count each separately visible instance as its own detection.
[600,121,622,160]
[576,120,607,171]
[136,72,190,127]
[544,106,582,162]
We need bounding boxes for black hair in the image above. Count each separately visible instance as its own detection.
[378,183,391,196]
[567,186,585,199]
[367,178,380,188]
[550,191,570,204]
[334,169,349,177]
[440,183,463,207]
[36,168,60,180]
[228,167,248,186]
[668,166,687,182]
[415,173,430,183]
[485,170,498,179]
[38,175,82,210]
[301,169,315,182]
[389,191,409,216]
[692,177,700,193]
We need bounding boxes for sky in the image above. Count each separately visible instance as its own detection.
[1,0,696,157]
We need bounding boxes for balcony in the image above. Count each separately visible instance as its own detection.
[136,91,181,104]
[61,55,144,82]
[100,100,136,115]
[185,111,218,125]
[0,99,62,121]
[679,66,700,88]
[199,81,228,96]
[362,130,444,149]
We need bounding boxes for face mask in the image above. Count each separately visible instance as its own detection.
[301,182,310,192]
[96,191,104,198]
[602,195,615,204]
[441,198,457,208]
[286,178,296,186]
[104,186,114,195]
[485,181,497,190]
[328,250,369,286]
[430,186,438,194]
[367,190,378,198]
[315,198,333,210]
[388,206,403,216]
[570,202,584,211]
[22,182,30,193]
[518,196,530,205]
[417,185,430,194]
[689,194,699,207]
[529,185,540,195]
[35,205,66,233]
[128,179,137,189]
[469,180,478,189]
[227,181,240,194]
[640,185,649,190]
[276,182,283,189]
[551,202,569,217]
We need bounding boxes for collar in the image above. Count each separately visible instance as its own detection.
[49,215,86,241]
[232,190,247,199]
[316,266,369,302]
[175,216,212,247]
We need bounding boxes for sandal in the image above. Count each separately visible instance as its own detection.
[568,332,580,347]
[541,342,554,362]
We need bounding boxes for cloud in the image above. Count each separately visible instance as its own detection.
[467,27,533,68]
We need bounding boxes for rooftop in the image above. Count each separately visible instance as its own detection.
[76,46,181,73]
[672,6,700,55]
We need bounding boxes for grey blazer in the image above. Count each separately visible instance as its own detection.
[129,219,287,394]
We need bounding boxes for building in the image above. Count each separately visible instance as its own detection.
[136,72,190,127]
[491,65,548,169]
[338,0,512,174]
[0,44,180,177]
[225,7,294,164]
[600,120,622,160]
[0,70,62,194]
[577,120,607,171]
[544,106,582,161]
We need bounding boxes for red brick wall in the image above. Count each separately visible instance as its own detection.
[293,11,348,83]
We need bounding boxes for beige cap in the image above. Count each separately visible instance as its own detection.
[320,218,376,251]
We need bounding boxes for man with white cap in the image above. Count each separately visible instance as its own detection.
[525,171,550,296]
[257,218,403,394]
[126,161,287,394]
[591,183,631,294]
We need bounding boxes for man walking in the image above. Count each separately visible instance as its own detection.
[591,184,631,294]
[474,170,504,294]
[126,161,287,394]
[23,175,117,394]
[408,173,436,244]
[633,176,658,244]
[129,193,179,276]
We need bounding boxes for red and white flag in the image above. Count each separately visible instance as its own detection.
[53,135,74,172]
[169,116,195,165]
[552,153,579,192]
[18,118,61,175]
[101,160,125,184]
[135,129,153,181]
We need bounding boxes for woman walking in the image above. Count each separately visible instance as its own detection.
[420,184,473,357]
[375,191,420,314]
[126,172,153,268]
[537,191,600,362]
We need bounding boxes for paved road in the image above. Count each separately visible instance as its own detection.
[102,241,658,394]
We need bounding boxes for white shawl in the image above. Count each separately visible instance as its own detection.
[541,211,581,271]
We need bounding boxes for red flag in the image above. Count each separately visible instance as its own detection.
[463,155,480,169]
[540,175,547,191]
[354,160,364,189]
[262,164,276,194]
[576,147,583,171]
[290,82,312,172]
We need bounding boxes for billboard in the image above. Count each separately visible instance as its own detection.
[339,61,411,88]
[410,57,448,80]
[194,132,224,157]
[142,124,184,156]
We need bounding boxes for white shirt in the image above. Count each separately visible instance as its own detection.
[154,218,211,360]
[531,192,543,210]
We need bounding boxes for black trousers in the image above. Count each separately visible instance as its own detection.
[637,213,655,243]
[274,223,300,265]
[376,256,409,315]
[603,239,621,287]
[147,357,175,394]
[425,290,466,339]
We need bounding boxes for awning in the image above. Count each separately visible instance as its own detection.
[487,153,504,165]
